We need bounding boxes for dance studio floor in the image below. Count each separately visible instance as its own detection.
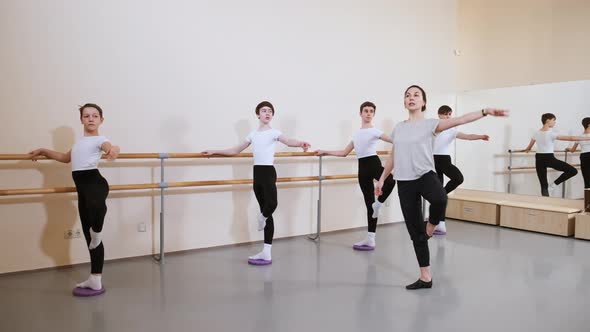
[1,220,589,332]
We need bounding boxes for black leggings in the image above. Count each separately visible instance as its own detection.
[433,154,464,194]
[397,171,447,268]
[72,169,109,274]
[581,152,590,189]
[358,155,395,232]
[535,153,578,196]
[253,166,278,245]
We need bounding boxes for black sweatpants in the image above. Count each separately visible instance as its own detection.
[72,169,109,274]
[358,155,396,232]
[433,154,464,194]
[535,153,578,196]
[253,166,278,245]
[397,171,447,267]
[581,152,590,189]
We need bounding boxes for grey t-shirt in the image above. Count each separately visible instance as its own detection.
[391,118,439,181]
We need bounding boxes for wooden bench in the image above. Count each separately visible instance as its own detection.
[447,189,583,236]
[446,190,505,225]
[575,213,590,240]
[497,194,582,236]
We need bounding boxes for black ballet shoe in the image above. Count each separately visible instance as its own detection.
[405,279,433,290]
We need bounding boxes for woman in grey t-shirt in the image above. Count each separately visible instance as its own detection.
[375,85,508,290]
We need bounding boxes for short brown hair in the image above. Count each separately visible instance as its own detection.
[541,113,555,124]
[79,103,103,118]
[255,101,275,115]
[438,105,452,115]
[359,101,376,113]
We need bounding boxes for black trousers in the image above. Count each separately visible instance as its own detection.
[358,155,396,232]
[72,169,109,274]
[253,166,277,245]
[535,153,578,196]
[581,152,590,189]
[397,171,447,267]
[433,154,464,194]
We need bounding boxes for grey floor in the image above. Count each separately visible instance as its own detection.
[2,220,590,332]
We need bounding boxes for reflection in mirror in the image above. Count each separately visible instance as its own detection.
[453,80,589,199]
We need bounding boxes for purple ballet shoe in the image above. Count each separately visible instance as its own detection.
[248,258,272,266]
[353,244,375,251]
[72,287,106,297]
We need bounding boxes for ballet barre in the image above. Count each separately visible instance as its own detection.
[508,165,580,171]
[0,175,360,196]
[507,149,581,197]
[0,151,389,265]
[0,152,315,161]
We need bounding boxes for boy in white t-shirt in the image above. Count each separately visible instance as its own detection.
[203,101,310,265]
[29,103,120,296]
[432,105,489,235]
[522,113,590,196]
[315,101,395,251]
[566,117,590,189]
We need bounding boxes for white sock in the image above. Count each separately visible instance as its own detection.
[249,244,272,261]
[371,201,383,219]
[257,212,267,231]
[354,232,376,247]
[76,274,102,290]
[435,221,446,231]
[88,228,102,250]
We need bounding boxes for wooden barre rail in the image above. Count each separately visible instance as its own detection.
[509,164,581,171]
[0,151,390,161]
[508,149,579,154]
[0,174,358,196]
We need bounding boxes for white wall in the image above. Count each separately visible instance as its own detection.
[454,80,589,198]
[0,0,458,273]
[457,0,590,91]
[453,0,590,198]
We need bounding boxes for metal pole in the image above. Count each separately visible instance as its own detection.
[154,153,168,264]
[562,151,568,198]
[508,149,512,193]
[308,155,322,241]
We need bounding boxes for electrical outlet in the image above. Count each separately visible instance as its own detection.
[64,229,82,239]
[137,222,147,232]
[73,229,82,238]
[64,230,74,239]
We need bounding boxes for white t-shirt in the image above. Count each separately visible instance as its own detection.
[533,130,558,154]
[245,128,283,165]
[352,127,383,159]
[433,127,458,155]
[391,119,439,181]
[578,133,590,153]
[71,136,109,171]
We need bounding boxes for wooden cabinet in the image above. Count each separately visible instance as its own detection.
[447,198,499,225]
[575,213,590,240]
[500,205,576,236]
